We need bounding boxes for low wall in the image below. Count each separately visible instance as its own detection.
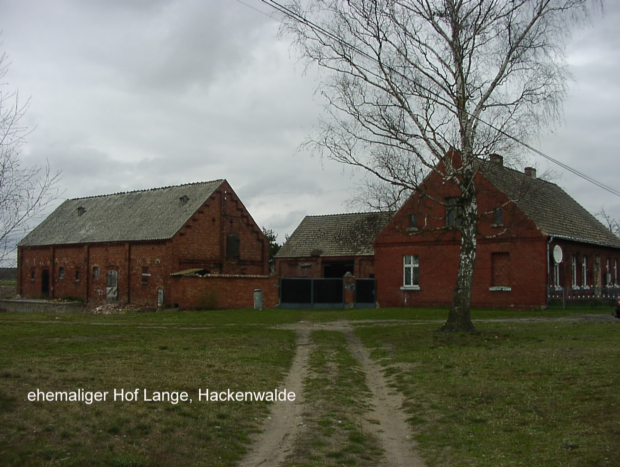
[169,274,280,310]
[0,299,85,314]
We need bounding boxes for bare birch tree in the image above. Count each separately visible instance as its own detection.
[0,52,60,264]
[274,0,598,332]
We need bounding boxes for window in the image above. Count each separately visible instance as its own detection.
[408,214,418,230]
[59,267,65,279]
[141,267,150,285]
[93,267,99,279]
[75,270,80,283]
[227,234,240,260]
[402,255,419,289]
[491,253,510,290]
[30,269,35,281]
[554,262,561,289]
[582,257,588,288]
[606,258,611,286]
[446,197,462,227]
[493,208,504,226]
[572,255,578,288]
[616,259,619,287]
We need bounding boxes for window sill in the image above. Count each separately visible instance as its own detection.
[406,227,418,232]
[401,285,420,291]
[490,224,504,228]
[489,286,511,292]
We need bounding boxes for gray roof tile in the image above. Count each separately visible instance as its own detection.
[480,162,620,248]
[276,211,393,258]
[18,180,224,246]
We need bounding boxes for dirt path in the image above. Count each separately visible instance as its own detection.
[343,327,426,467]
[240,321,425,467]
[238,328,312,467]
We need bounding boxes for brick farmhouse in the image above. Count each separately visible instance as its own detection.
[17,180,277,309]
[372,154,620,309]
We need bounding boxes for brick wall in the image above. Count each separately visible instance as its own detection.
[169,274,280,310]
[171,182,268,276]
[373,169,554,309]
[549,239,620,297]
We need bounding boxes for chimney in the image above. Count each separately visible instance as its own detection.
[489,154,503,166]
[524,167,537,179]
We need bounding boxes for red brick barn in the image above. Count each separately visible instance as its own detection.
[17,180,271,308]
[275,212,392,279]
[373,155,620,309]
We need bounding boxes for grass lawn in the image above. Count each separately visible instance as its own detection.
[1,307,618,466]
[0,312,296,467]
[356,319,620,466]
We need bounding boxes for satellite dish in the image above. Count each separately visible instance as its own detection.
[553,245,563,264]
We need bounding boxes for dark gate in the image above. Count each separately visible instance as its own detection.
[280,278,344,309]
[355,279,376,308]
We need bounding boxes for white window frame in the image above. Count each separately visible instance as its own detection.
[571,255,578,288]
[401,255,420,290]
[615,259,618,287]
[582,256,589,289]
[606,258,611,286]
[554,262,561,289]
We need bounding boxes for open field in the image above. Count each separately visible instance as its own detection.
[1,307,619,466]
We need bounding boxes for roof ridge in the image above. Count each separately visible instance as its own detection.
[68,179,225,201]
[304,211,389,219]
[480,159,560,188]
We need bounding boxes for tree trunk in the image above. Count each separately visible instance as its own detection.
[441,187,477,333]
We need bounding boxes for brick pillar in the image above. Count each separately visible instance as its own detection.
[343,272,356,309]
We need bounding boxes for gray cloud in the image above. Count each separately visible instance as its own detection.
[0,0,619,253]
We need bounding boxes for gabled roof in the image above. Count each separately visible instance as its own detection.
[480,161,620,248]
[276,211,393,258]
[18,180,225,247]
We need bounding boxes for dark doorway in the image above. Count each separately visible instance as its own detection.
[106,270,118,304]
[323,261,354,278]
[41,270,50,297]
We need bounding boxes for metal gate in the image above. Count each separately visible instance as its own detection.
[355,279,376,308]
[280,278,344,309]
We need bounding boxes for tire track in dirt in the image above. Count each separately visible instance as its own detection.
[238,328,312,467]
[342,326,425,467]
[250,321,425,467]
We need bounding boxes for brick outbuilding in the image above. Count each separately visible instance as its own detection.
[17,180,270,308]
[275,212,392,279]
[373,155,620,309]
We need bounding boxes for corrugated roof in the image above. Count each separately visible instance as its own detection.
[276,211,393,258]
[480,162,620,248]
[18,180,224,246]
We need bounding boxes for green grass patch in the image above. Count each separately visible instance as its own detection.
[292,306,614,323]
[0,315,296,467]
[282,330,383,467]
[356,320,620,466]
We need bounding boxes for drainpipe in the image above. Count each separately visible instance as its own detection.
[546,236,554,306]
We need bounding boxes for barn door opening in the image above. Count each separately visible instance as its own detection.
[41,270,50,298]
[106,270,118,304]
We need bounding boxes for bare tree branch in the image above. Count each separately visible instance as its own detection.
[277,0,598,331]
[0,51,61,265]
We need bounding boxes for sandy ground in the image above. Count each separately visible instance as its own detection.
[238,321,426,467]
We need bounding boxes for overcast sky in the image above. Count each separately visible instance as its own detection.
[1,0,619,253]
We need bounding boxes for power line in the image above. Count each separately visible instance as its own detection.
[254,0,620,198]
